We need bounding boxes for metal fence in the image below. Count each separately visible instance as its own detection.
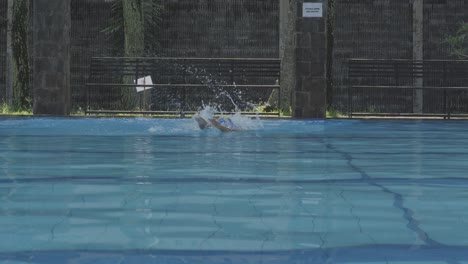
[347,59,468,117]
[85,57,280,115]
[3,0,467,116]
[331,0,468,116]
[71,0,115,112]
[70,0,279,113]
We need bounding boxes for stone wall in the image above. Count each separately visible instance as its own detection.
[32,0,71,115]
[293,0,328,118]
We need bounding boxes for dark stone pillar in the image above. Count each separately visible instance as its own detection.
[293,0,327,118]
[279,0,296,114]
[413,0,423,113]
[32,0,71,115]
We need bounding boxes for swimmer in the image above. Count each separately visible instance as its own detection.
[194,114,243,132]
[194,115,211,130]
[208,117,243,132]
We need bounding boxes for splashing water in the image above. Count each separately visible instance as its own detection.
[196,105,217,121]
[193,105,262,131]
[224,111,262,131]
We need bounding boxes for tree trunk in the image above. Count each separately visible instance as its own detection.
[277,0,296,115]
[121,0,145,110]
[6,0,13,106]
[122,0,144,57]
[11,0,30,110]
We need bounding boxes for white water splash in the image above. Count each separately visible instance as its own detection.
[225,111,262,131]
[197,105,217,121]
[193,105,263,131]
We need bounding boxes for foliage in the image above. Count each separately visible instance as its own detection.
[279,107,292,117]
[11,0,31,111]
[1,101,31,115]
[102,0,162,56]
[102,0,162,109]
[326,108,345,118]
[446,22,468,59]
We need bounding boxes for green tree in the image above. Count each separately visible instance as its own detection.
[446,22,468,59]
[11,0,30,111]
[122,0,145,56]
[104,0,161,56]
[103,0,162,109]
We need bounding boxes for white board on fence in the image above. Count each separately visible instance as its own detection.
[135,76,153,92]
[303,3,323,18]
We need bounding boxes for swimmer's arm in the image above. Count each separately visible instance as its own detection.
[209,118,242,132]
[195,116,210,130]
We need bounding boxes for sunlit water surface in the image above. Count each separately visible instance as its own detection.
[1,117,468,264]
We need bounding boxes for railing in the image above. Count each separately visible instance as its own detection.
[347,59,468,119]
[348,86,468,119]
[86,57,281,116]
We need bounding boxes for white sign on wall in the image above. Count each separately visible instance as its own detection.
[303,3,323,18]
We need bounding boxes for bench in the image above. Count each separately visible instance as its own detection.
[347,59,468,119]
[85,57,281,116]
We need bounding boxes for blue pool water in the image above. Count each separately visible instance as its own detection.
[1,117,468,264]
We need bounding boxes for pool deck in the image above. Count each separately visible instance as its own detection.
[2,113,468,121]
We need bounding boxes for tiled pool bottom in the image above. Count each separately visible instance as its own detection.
[1,117,468,264]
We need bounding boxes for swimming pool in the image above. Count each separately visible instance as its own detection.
[1,117,467,263]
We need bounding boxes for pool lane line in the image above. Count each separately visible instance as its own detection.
[3,146,468,156]
[323,141,445,249]
[1,175,467,185]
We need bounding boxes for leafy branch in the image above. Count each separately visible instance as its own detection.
[446,22,468,59]
[102,0,162,56]
[101,0,162,110]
